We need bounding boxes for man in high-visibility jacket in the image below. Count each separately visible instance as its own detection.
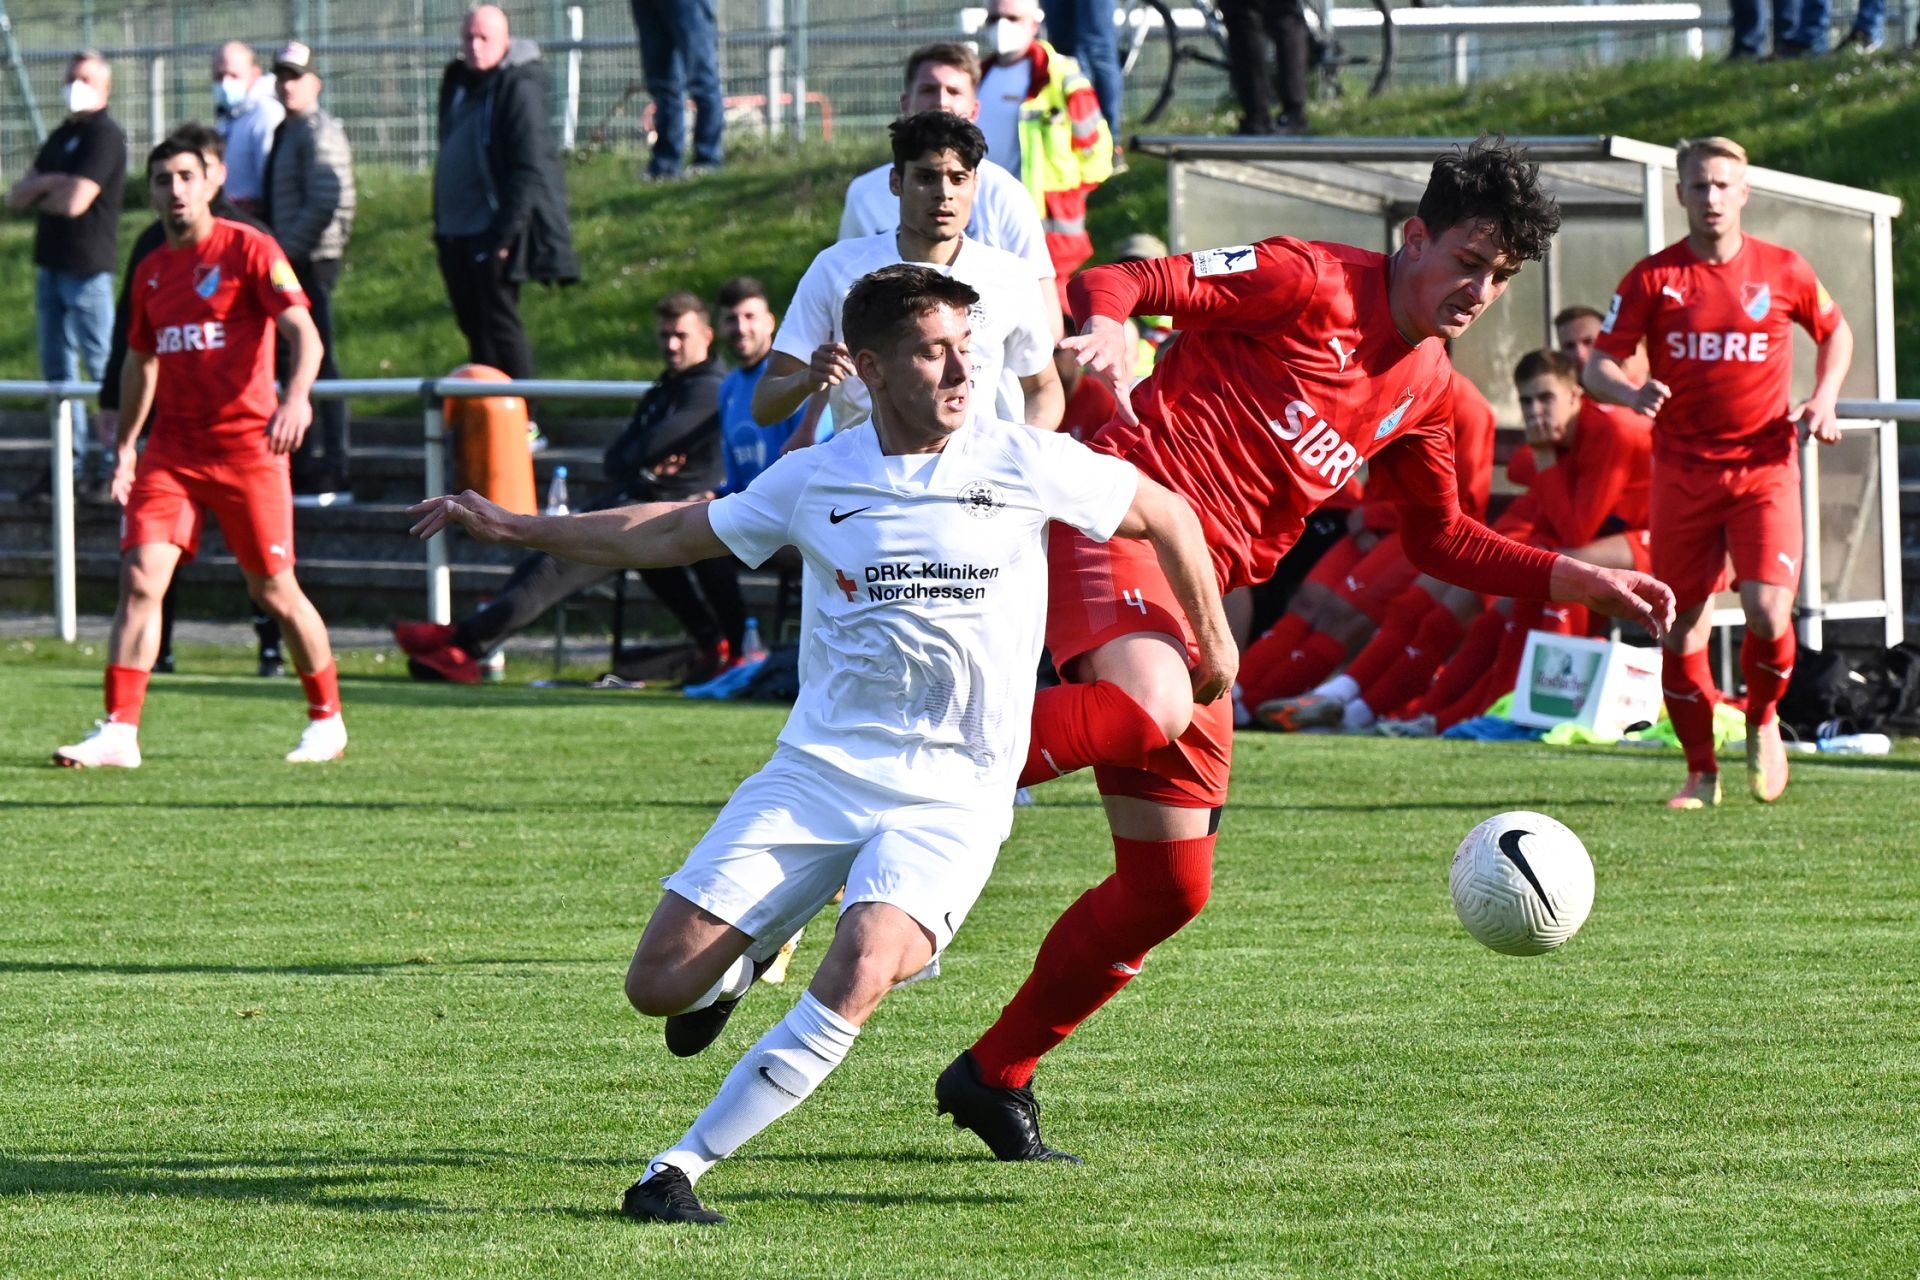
[974,0,1114,302]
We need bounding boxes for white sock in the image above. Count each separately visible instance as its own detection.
[671,953,757,1016]
[1313,674,1360,702]
[1341,698,1377,731]
[650,991,860,1185]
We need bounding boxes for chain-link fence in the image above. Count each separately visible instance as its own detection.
[3,0,1890,172]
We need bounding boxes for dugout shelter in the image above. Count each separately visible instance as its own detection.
[1133,134,1904,649]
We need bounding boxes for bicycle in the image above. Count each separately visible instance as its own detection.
[1120,0,1400,126]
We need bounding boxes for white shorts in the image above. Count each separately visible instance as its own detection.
[662,746,1010,960]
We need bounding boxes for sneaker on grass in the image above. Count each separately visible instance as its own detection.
[53,720,141,769]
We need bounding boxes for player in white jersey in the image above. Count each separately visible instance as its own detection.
[838,42,1055,314]
[407,265,1234,1225]
[753,111,1062,437]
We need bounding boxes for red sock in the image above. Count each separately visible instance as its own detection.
[1020,680,1169,787]
[1235,613,1312,708]
[1741,631,1796,729]
[1435,613,1532,729]
[1342,588,1429,691]
[1420,608,1500,717]
[105,664,149,727]
[1361,607,1464,717]
[299,663,342,721]
[1663,646,1720,774]
[971,833,1216,1089]
[1248,630,1350,706]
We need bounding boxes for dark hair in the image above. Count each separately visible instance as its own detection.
[889,111,986,174]
[166,121,225,163]
[904,41,979,91]
[1553,304,1603,328]
[1513,348,1580,387]
[654,291,708,322]
[842,264,980,359]
[716,277,768,310]
[1417,136,1561,264]
[147,132,211,176]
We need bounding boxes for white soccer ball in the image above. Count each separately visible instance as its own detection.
[1449,811,1595,955]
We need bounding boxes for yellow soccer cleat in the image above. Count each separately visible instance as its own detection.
[1747,719,1790,803]
[1666,771,1722,810]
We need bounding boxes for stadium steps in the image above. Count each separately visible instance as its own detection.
[0,407,789,635]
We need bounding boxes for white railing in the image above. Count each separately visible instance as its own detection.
[0,375,654,642]
[8,383,1912,648]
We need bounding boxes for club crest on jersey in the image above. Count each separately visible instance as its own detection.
[957,480,1003,519]
[1373,389,1416,441]
[1191,245,1257,278]
[192,265,221,299]
[1741,282,1772,321]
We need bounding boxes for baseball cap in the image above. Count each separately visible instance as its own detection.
[1114,232,1169,262]
[272,42,315,77]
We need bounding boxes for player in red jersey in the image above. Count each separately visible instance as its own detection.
[1583,136,1852,809]
[933,138,1676,1161]
[53,134,346,769]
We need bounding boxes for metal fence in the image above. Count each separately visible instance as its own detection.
[0,0,1852,171]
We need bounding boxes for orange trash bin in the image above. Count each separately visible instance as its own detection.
[444,363,535,515]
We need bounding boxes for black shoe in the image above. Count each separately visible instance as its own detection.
[662,957,767,1057]
[619,1164,726,1224]
[153,652,175,675]
[934,1051,1082,1163]
[258,652,286,679]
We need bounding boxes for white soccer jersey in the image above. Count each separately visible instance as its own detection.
[771,234,1053,435]
[706,415,1138,803]
[838,159,1054,287]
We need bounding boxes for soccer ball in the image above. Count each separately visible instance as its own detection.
[1449,811,1595,955]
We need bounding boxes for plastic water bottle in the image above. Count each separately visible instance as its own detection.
[544,465,570,516]
[740,617,768,664]
[1817,732,1892,755]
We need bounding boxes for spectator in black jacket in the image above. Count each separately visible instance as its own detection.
[432,5,579,381]
[393,291,741,684]
[97,122,286,678]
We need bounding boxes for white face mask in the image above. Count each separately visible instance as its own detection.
[214,76,248,110]
[64,80,101,115]
[988,17,1033,59]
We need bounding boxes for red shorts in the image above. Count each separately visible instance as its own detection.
[1045,525,1234,809]
[1650,457,1800,611]
[122,452,294,577]
[1627,528,1653,575]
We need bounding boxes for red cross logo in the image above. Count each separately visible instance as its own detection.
[835,569,858,601]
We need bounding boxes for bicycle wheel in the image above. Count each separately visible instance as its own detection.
[1367,0,1396,98]
[1122,0,1184,126]
[1310,0,1397,100]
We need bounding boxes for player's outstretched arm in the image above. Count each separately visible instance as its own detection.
[1111,476,1236,703]
[1581,349,1669,419]
[407,490,728,569]
[1794,314,1854,444]
[1547,556,1676,640]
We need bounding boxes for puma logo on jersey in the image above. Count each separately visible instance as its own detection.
[1660,284,1687,305]
[1777,551,1798,575]
[154,322,227,353]
[1329,336,1352,373]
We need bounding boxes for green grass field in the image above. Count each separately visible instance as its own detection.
[3,640,1917,1278]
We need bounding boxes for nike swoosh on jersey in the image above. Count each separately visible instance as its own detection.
[829,507,871,524]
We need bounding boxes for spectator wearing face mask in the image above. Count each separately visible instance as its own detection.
[211,41,285,216]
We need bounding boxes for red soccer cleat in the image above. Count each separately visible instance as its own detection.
[392,620,459,657]
[408,642,483,684]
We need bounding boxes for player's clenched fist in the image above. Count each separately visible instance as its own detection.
[408,490,525,544]
[1631,378,1672,418]
[1794,395,1843,444]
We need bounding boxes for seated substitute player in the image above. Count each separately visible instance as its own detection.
[55,132,345,769]
[407,266,1235,1224]
[1583,135,1852,808]
[933,138,1676,1163]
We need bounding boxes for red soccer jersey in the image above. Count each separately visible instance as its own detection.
[1530,400,1654,548]
[126,218,308,463]
[1449,367,1496,522]
[1071,236,1554,596]
[1593,235,1840,467]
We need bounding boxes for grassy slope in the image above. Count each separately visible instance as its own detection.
[3,643,1919,1277]
[1,50,1913,403]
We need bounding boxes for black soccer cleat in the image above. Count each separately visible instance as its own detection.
[662,956,770,1058]
[619,1164,726,1225]
[935,1050,1082,1164]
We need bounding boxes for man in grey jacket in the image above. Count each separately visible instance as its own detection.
[267,41,356,501]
